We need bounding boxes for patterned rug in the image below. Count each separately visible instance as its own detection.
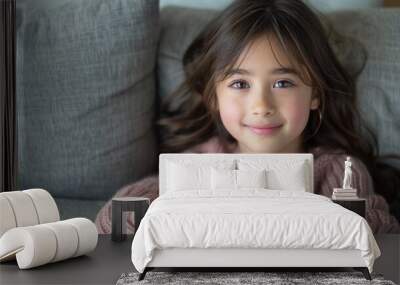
[116,271,396,285]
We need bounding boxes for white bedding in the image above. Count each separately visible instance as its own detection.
[131,190,380,273]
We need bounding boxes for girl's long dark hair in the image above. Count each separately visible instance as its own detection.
[158,0,400,221]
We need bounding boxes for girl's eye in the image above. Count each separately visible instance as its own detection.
[273,80,294,88]
[229,80,250,89]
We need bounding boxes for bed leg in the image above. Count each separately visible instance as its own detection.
[354,267,371,280]
[138,268,148,281]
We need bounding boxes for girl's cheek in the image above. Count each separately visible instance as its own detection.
[218,99,242,129]
[284,101,310,131]
[220,107,239,127]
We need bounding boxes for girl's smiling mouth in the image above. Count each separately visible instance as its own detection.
[245,123,283,135]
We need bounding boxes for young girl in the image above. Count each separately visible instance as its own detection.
[96,0,400,234]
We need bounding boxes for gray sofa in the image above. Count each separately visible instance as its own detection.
[16,0,400,221]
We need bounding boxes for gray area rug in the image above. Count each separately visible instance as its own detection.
[116,271,396,285]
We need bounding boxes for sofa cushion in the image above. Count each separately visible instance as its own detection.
[327,9,400,165]
[16,0,159,200]
[157,7,400,163]
[157,7,216,101]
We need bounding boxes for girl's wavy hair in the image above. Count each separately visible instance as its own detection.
[158,0,400,220]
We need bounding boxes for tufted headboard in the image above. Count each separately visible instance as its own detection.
[159,153,314,195]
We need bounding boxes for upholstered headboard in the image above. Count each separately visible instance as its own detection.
[159,153,314,195]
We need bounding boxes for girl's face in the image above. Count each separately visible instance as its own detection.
[215,35,319,153]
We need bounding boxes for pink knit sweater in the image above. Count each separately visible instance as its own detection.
[95,137,400,234]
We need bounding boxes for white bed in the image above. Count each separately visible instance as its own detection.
[131,154,381,281]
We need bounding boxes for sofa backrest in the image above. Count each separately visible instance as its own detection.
[159,154,313,195]
[16,0,160,200]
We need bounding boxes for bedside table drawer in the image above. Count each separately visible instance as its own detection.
[332,199,366,218]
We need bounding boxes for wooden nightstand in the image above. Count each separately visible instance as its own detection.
[332,198,366,218]
[111,197,150,242]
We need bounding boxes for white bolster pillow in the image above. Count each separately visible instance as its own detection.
[0,189,60,238]
[0,218,98,269]
[22,188,60,224]
[0,196,17,237]
[41,221,79,262]
[62,218,98,257]
[0,191,39,228]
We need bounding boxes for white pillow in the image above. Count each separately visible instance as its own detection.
[236,169,267,188]
[167,161,210,191]
[237,159,307,191]
[211,168,267,190]
[211,168,236,190]
[165,159,236,193]
[268,164,307,191]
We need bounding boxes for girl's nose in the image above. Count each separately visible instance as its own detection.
[250,93,275,117]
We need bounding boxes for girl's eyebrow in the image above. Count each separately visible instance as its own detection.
[225,67,299,77]
[271,67,299,76]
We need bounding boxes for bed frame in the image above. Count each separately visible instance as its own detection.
[137,154,372,281]
[139,248,371,280]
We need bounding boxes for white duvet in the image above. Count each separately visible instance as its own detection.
[131,190,380,273]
